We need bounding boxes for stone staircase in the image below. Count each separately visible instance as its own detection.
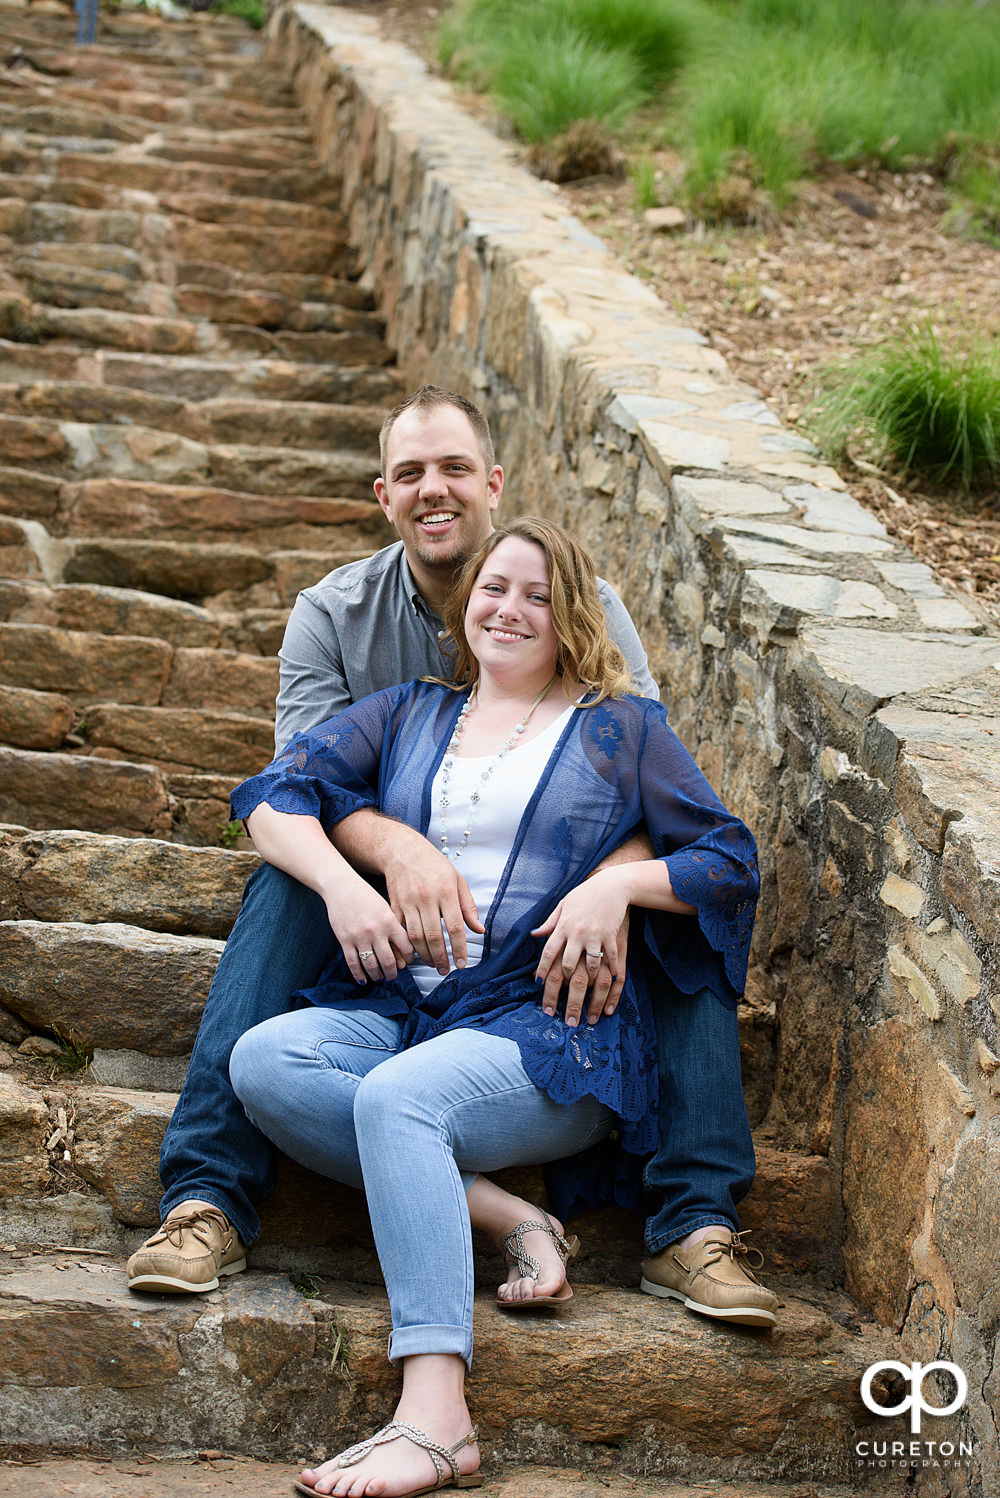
[0,4,887,1491]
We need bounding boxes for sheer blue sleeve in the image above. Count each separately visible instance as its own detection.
[636,701,759,998]
[230,684,409,832]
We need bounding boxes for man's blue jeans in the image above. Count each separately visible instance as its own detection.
[642,976,756,1252]
[160,865,756,1250]
[159,863,338,1244]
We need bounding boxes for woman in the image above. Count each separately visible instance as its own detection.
[229,518,758,1498]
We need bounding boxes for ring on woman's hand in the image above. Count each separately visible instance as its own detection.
[586,949,604,960]
[358,949,375,961]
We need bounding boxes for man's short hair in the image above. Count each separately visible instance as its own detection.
[378,385,496,476]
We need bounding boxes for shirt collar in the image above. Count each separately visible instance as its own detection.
[399,549,442,622]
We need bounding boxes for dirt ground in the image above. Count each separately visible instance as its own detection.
[360,0,1000,631]
[0,1456,856,1498]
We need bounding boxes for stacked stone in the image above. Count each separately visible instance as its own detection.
[0,3,881,1488]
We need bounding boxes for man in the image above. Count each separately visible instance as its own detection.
[127,385,777,1328]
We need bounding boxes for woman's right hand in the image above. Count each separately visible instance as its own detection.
[324,877,414,986]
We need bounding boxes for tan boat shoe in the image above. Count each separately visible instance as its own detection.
[127,1205,247,1294]
[640,1228,778,1327]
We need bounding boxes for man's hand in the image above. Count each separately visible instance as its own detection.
[382,837,484,975]
[530,831,654,1025]
[332,810,483,976]
[536,914,630,1027]
[532,868,632,1027]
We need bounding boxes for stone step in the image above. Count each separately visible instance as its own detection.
[2,186,349,242]
[15,227,358,295]
[0,632,277,717]
[0,384,387,452]
[0,194,350,251]
[48,149,345,206]
[3,473,387,550]
[0,101,150,143]
[83,703,275,775]
[98,351,399,405]
[0,1010,822,1278]
[0,578,252,652]
[0,299,393,363]
[57,539,367,605]
[0,413,377,498]
[0,577,289,658]
[11,83,304,133]
[0,621,172,704]
[0,826,255,936]
[0,752,254,845]
[0,171,122,210]
[0,340,397,401]
[0,1251,882,1479]
[0,683,74,750]
[0,747,172,838]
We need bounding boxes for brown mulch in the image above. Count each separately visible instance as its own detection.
[348,0,1000,632]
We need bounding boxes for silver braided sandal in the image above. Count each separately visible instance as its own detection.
[292,1420,482,1497]
[496,1207,580,1311]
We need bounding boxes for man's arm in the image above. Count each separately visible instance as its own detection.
[275,591,351,749]
[597,580,658,699]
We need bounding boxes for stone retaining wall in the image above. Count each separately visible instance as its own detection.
[269,4,1000,1485]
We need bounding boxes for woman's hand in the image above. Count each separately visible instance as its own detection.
[532,869,631,1027]
[324,877,414,986]
[246,802,414,986]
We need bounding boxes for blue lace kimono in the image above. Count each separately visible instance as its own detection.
[231,681,758,1202]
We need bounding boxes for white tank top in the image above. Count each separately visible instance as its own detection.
[408,703,575,996]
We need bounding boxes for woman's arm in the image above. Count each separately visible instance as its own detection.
[247,803,414,985]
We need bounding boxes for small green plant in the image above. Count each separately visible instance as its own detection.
[50,1026,91,1074]
[947,156,1000,244]
[211,0,266,29]
[493,27,644,143]
[292,1270,324,1297]
[218,820,243,848]
[0,297,48,345]
[440,0,694,147]
[808,322,1000,492]
[632,156,659,211]
[316,1316,351,1376]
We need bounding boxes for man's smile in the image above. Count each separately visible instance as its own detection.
[417,511,458,529]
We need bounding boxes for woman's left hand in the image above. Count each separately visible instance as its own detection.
[532,869,630,1027]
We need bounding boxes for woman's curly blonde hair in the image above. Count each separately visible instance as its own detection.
[435,516,633,706]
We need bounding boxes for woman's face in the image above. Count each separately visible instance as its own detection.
[464,536,560,685]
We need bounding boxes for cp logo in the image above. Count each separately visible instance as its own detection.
[861,1360,968,1435]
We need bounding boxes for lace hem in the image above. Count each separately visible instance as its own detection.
[230,771,375,833]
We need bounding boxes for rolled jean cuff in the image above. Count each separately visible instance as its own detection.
[388,1323,473,1369]
[644,1211,739,1256]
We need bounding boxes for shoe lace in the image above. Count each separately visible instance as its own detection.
[711,1229,765,1280]
[155,1207,230,1250]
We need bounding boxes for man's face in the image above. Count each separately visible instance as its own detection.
[374,405,503,578]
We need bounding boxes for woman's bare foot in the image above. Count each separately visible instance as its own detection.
[296,1354,479,1497]
[466,1175,575,1306]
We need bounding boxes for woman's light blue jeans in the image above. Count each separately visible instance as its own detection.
[229,1007,613,1368]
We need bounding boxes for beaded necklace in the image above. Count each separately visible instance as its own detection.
[439,675,558,861]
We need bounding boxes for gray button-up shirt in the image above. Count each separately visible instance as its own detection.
[276,540,657,747]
